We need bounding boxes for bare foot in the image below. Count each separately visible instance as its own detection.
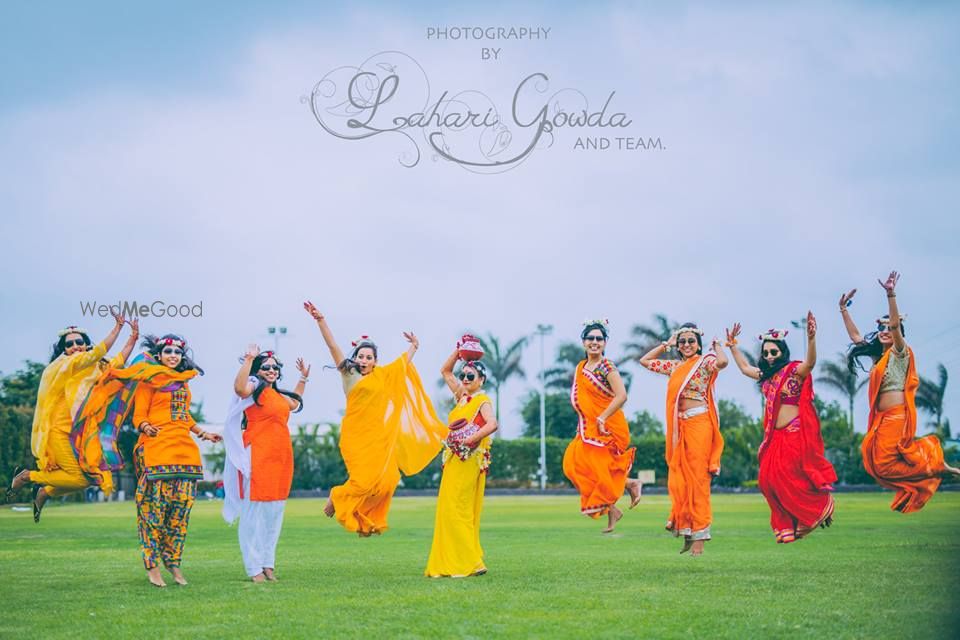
[691,540,705,557]
[168,567,188,585]
[251,573,266,583]
[680,537,693,554]
[263,568,277,582]
[323,498,335,518]
[627,480,642,509]
[601,505,623,533]
[147,567,167,588]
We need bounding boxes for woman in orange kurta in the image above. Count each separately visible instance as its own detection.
[132,334,221,587]
[224,346,308,582]
[562,320,641,534]
[640,322,727,556]
[841,272,959,512]
[304,301,446,536]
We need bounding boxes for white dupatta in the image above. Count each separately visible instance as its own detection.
[222,377,258,524]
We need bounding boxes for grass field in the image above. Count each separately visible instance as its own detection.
[1,492,958,639]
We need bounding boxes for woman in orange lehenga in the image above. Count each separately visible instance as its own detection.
[563,319,641,534]
[840,271,960,512]
[304,301,446,536]
[639,322,726,556]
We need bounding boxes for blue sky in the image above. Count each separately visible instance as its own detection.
[1,1,958,436]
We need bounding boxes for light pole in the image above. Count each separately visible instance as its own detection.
[535,323,553,491]
[267,326,288,353]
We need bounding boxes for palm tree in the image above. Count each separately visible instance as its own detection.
[917,364,950,438]
[477,333,528,433]
[818,353,868,432]
[620,314,681,363]
[543,342,583,391]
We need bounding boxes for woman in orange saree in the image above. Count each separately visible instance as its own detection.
[640,322,727,556]
[841,272,959,513]
[304,301,446,536]
[562,319,641,534]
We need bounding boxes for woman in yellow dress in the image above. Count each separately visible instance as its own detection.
[8,312,138,520]
[425,345,498,577]
[303,301,447,536]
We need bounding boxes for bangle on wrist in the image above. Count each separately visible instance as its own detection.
[887,293,896,298]
[299,377,309,383]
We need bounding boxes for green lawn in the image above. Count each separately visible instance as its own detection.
[1,492,958,639]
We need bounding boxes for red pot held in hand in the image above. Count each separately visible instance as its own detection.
[457,334,484,362]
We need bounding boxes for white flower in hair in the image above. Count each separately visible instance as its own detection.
[671,325,704,339]
[581,317,610,329]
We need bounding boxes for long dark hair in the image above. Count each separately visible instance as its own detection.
[141,334,204,374]
[675,322,703,356]
[337,340,379,375]
[847,322,907,373]
[758,339,791,384]
[249,352,303,413]
[50,329,92,362]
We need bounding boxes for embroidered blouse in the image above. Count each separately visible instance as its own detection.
[761,366,803,406]
[647,355,717,402]
[879,345,910,393]
[583,358,617,394]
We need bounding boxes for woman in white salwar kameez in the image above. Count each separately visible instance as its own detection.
[223,345,308,582]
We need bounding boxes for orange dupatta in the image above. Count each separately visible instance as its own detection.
[664,356,722,473]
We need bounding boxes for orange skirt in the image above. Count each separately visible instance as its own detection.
[862,405,945,513]
[562,432,635,518]
[666,412,715,539]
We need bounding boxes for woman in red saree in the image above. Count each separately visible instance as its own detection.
[639,322,726,556]
[562,319,641,534]
[841,271,959,512]
[726,314,836,543]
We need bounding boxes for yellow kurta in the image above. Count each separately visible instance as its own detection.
[330,355,446,535]
[29,342,115,497]
[425,393,492,577]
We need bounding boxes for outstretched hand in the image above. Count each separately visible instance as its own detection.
[878,270,900,294]
[725,323,742,347]
[303,301,324,322]
[245,343,260,359]
[403,331,419,349]
[296,357,311,379]
[806,311,817,339]
[839,288,857,309]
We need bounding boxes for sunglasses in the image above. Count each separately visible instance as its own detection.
[161,347,184,356]
[677,338,698,346]
[762,348,781,358]
[583,335,606,342]
[877,324,891,332]
[259,364,281,372]
[64,338,86,349]
[459,373,477,382]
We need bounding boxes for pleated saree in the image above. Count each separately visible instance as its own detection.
[331,355,446,535]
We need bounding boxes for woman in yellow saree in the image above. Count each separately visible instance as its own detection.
[304,301,446,536]
[425,343,498,577]
[8,312,137,520]
[639,322,727,556]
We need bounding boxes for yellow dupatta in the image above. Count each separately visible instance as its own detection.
[31,342,108,471]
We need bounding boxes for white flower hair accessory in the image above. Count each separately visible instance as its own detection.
[351,335,375,348]
[58,325,87,337]
[757,329,789,342]
[581,318,610,330]
[671,325,704,340]
[875,314,907,325]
